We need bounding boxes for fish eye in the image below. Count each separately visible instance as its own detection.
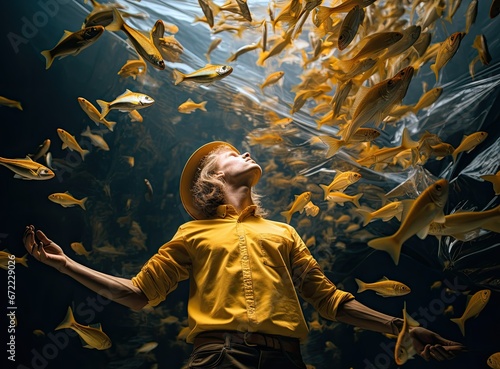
[435,184,442,191]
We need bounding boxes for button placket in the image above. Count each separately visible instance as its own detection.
[236,222,256,322]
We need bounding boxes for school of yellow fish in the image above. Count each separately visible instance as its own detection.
[1,0,499,367]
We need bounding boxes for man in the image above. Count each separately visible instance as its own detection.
[24,141,465,368]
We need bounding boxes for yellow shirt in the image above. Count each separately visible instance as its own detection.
[132,204,354,343]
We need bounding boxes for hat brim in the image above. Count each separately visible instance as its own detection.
[180,141,239,220]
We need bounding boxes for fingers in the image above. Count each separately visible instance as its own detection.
[36,230,52,245]
[422,344,465,362]
[23,225,36,254]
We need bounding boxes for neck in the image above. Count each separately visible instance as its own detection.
[223,184,253,213]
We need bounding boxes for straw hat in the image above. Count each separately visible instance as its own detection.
[179,141,238,220]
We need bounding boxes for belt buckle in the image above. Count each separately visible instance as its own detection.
[243,332,258,347]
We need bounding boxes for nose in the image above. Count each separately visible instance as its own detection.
[242,152,250,158]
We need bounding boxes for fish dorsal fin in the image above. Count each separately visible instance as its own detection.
[57,30,73,43]
[333,169,344,180]
[89,322,102,331]
[64,191,72,195]
[379,276,389,281]
[25,155,34,161]
[401,128,418,149]
[186,98,194,103]
[116,89,133,99]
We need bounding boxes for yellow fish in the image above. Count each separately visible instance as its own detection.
[107,9,165,70]
[70,242,91,258]
[338,5,365,51]
[117,59,147,80]
[197,0,215,28]
[394,302,417,365]
[319,171,362,200]
[55,306,111,350]
[0,156,54,180]
[136,341,158,354]
[411,87,443,114]
[452,131,488,162]
[28,139,51,162]
[173,64,233,85]
[280,191,312,224]
[465,0,478,34]
[326,192,363,208]
[260,71,285,92]
[430,32,464,81]
[368,179,449,265]
[355,276,411,297]
[178,98,207,114]
[41,26,105,69]
[481,170,500,195]
[205,38,222,63]
[96,89,155,120]
[0,96,23,110]
[488,352,500,369]
[315,0,376,25]
[57,128,90,161]
[428,204,500,241]
[357,201,403,226]
[81,126,110,151]
[450,289,490,336]
[0,250,28,270]
[48,191,88,210]
[78,97,116,132]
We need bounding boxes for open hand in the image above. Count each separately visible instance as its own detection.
[23,225,67,272]
[409,326,467,361]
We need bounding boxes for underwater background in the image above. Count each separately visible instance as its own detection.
[1,0,499,368]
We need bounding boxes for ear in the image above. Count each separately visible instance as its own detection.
[214,170,224,179]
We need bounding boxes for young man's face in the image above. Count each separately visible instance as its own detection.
[215,148,262,187]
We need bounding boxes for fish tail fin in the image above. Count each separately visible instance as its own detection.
[172,69,185,85]
[367,236,402,265]
[319,184,330,200]
[319,136,344,158]
[18,254,29,268]
[280,210,292,224]
[450,317,465,336]
[41,50,54,70]
[430,63,438,81]
[96,100,110,119]
[79,197,88,210]
[354,278,366,293]
[199,101,208,112]
[315,6,334,26]
[104,120,117,132]
[55,306,76,330]
[352,193,363,208]
[357,208,373,226]
[80,150,90,161]
[106,8,125,32]
[452,149,458,162]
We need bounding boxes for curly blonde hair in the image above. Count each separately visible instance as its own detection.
[191,145,267,219]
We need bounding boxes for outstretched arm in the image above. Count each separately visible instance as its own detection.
[23,225,148,311]
[336,299,467,361]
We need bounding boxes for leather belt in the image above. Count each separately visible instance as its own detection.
[193,331,300,353]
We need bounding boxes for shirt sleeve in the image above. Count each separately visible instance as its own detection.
[289,227,354,321]
[131,227,191,306]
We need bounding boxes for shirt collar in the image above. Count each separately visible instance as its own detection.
[216,204,258,220]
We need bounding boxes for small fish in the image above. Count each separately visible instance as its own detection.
[235,0,252,21]
[472,34,492,65]
[260,71,285,92]
[450,289,490,336]
[338,5,365,51]
[430,32,464,81]
[144,178,153,202]
[465,0,478,34]
[205,38,222,62]
[355,276,411,297]
[0,96,23,110]
[123,156,135,167]
[28,139,51,162]
[136,341,158,354]
[368,179,449,265]
[81,126,110,151]
[319,171,362,200]
[0,156,54,180]
[33,329,45,336]
[330,79,353,121]
[178,98,208,114]
[326,192,363,208]
[280,191,312,224]
[41,26,105,69]
[128,110,144,123]
[117,59,147,80]
[49,191,88,210]
[394,302,417,365]
[0,250,28,270]
[488,352,500,369]
[481,170,500,195]
[78,97,117,132]
[452,131,488,162]
[107,9,165,70]
[70,242,91,258]
[96,89,155,120]
[227,43,260,63]
[57,128,90,161]
[315,0,376,25]
[173,64,233,85]
[198,0,215,28]
[430,281,442,290]
[55,306,111,350]
[411,87,442,114]
[446,0,462,23]
[357,201,403,226]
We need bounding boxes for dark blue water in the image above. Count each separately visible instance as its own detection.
[1,1,499,368]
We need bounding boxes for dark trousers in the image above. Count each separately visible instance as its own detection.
[187,333,307,369]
